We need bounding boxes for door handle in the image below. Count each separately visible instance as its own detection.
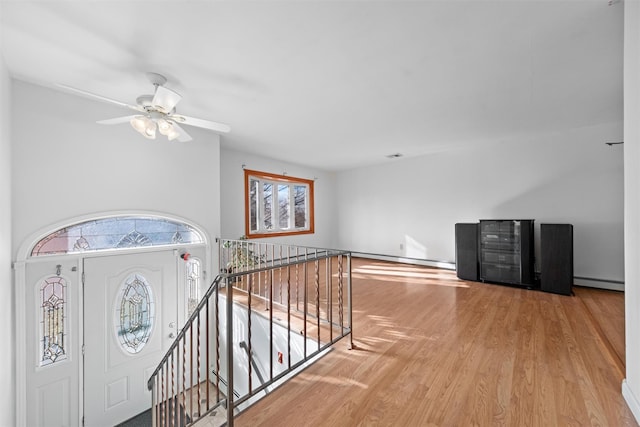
[169,332,176,339]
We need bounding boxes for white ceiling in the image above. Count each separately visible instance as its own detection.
[0,0,623,171]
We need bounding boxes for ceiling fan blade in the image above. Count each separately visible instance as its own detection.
[152,86,182,113]
[97,115,139,125]
[172,115,231,133]
[171,122,193,142]
[56,84,144,113]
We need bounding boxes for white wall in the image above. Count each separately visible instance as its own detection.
[336,122,624,285]
[11,80,222,259]
[10,81,222,427]
[220,148,337,249]
[0,20,15,427]
[623,0,640,422]
[216,296,319,401]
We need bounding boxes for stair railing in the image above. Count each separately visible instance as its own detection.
[148,240,353,427]
[147,275,226,426]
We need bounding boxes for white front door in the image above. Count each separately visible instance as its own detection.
[25,258,81,427]
[83,250,178,426]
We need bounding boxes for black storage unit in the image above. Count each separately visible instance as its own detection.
[455,223,479,281]
[479,219,535,287]
[540,223,574,295]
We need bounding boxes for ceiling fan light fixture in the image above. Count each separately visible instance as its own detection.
[130,115,157,139]
[157,119,181,141]
[130,115,147,133]
[166,128,180,141]
[143,121,157,139]
[157,118,171,134]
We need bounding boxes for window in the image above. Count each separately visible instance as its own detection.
[244,169,314,238]
[39,276,67,367]
[185,258,201,317]
[31,216,204,256]
[113,273,155,354]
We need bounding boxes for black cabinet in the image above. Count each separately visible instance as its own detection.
[540,223,573,295]
[455,223,479,281]
[479,220,535,287]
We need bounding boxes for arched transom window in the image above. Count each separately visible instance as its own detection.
[31,216,204,256]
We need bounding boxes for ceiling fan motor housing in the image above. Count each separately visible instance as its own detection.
[136,94,154,108]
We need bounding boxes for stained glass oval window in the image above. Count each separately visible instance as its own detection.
[31,216,204,256]
[114,273,155,354]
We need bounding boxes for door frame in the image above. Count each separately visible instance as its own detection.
[14,211,213,427]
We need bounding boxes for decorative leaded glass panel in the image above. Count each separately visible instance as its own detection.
[39,276,67,367]
[117,231,152,248]
[31,216,204,256]
[186,259,201,317]
[114,274,155,354]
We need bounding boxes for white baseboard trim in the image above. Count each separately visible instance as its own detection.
[352,252,455,270]
[623,379,640,424]
[573,277,625,292]
[353,253,625,291]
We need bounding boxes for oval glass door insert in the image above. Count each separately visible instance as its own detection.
[114,273,155,354]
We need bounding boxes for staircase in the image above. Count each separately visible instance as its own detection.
[147,240,353,427]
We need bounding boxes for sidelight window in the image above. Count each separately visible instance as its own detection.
[186,258,201,317]
[39,276,67,367]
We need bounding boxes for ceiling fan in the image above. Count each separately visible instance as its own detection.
[59,72,230,142]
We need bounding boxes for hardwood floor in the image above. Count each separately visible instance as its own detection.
[235,258,636,426]
[573,286,626,371]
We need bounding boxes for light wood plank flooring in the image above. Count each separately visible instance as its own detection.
[234,258,636,426]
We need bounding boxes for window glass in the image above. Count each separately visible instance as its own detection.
[249,179,259,233]
[263,183,274,230]
[114,273,154,354]
[39,276,67,367]
[186,258,201,317]
[31,216,204,256]
[278,184,290,229]
[294,185,307,228]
